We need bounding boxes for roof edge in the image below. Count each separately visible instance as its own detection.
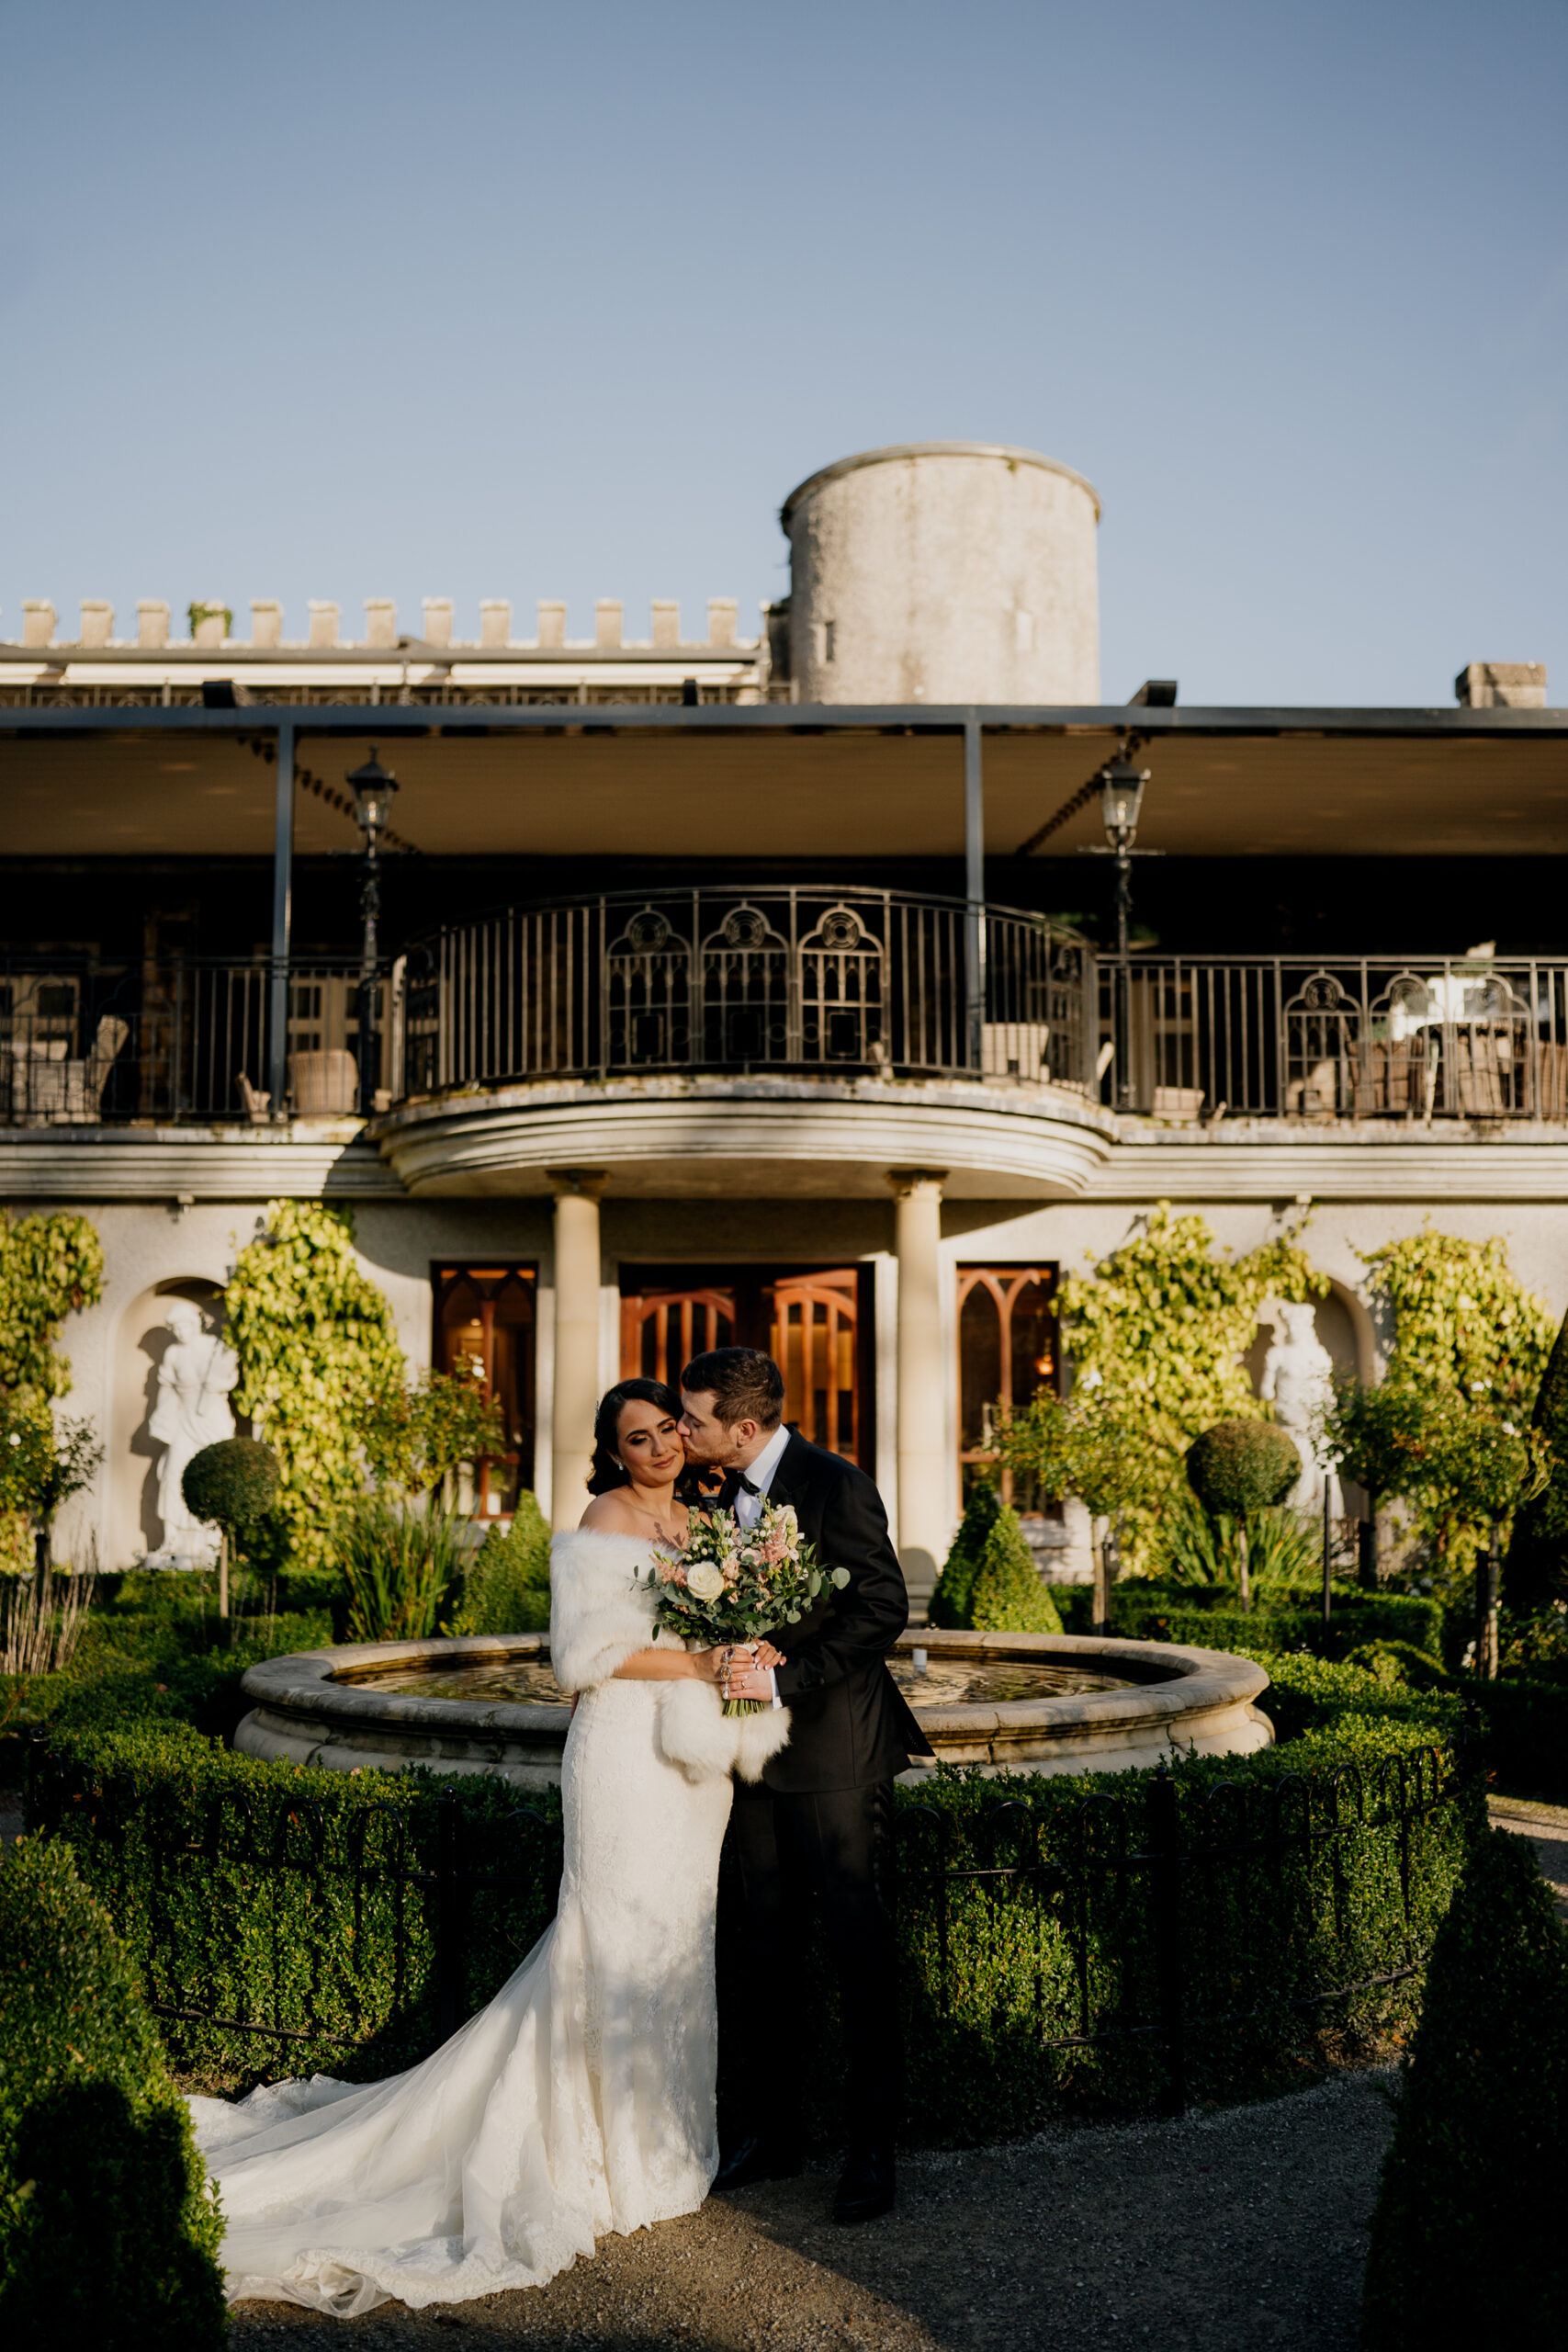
[781,442,1102,526]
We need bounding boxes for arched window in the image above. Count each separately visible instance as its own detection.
[956,1264,1059,1501]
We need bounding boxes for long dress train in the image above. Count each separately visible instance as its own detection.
[187,1530,765,2316]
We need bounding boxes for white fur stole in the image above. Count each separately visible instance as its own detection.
[657,1675,792,1785]
[548,1530,659,1692]
[547,1528,791,1782]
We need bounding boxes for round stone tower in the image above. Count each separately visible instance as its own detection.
[780,441,1100,706]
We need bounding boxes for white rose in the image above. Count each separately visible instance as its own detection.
[686,1562,726,1602]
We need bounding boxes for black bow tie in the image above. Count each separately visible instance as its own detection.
[717,1467,760,1508]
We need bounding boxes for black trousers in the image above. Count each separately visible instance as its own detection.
[729,1775,900,2147]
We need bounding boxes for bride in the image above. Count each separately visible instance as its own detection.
[189,1377,787,2315]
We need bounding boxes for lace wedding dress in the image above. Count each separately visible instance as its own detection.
[188,1530,785,2316]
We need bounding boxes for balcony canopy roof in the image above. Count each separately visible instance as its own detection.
[2,702,1566,861]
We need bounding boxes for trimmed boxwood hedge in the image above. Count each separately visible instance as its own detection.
[30,1653,1480,2143]
[1363,1827,1568,2344]
[0,1838,226,2348]
[1048,1578,1445,1658]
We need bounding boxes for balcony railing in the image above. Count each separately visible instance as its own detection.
[4,922,1567,1127]
[391,888,1090,1095]
[1099,955,1568,1121]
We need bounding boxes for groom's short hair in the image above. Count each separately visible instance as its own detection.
[682,1347,784,1431]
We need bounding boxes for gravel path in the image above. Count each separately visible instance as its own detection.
[226,2067,1397,2352]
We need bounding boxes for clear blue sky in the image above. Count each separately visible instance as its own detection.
[3,0,1563,705]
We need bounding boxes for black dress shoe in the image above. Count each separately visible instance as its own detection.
[712,2134,804,2192]
[832,2143,895,2223]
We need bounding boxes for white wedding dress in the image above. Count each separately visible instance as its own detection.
[188,1530,785,2316]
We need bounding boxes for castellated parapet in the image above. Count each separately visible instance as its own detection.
[0,596,762,654]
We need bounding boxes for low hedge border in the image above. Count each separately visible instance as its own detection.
[0,1837,226,2348]
[29,1653,1480,2143]
[1048,1579,1445,1658]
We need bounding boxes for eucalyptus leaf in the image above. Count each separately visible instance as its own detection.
[830,1567,851,1589]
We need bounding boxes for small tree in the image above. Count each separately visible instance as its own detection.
[1185,1419,1301,1610]
[182,1438,281,1620]
[996,1386,1160,1624]
[366,1369,507,1498]
[0,1396,102,1574]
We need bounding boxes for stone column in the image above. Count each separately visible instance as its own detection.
[889,1170,949,1604]
[548,1170,607,1530]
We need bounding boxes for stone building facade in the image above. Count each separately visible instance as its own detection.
[3,441,1563,1598]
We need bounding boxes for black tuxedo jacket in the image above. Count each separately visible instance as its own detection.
[758,1432,932,1794]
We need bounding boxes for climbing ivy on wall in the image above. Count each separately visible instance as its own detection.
[0,1211,105,1575]
[0,1210,104,1401]
[1360,1232,1554,1412]
[225,1200,405,1573]
[1058,1203,1325,1469]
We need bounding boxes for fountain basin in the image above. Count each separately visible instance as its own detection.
[235,1631,1272,1789]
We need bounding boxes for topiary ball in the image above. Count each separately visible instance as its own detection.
[182,1436,280,1543]
[1185,1419,1301,1518]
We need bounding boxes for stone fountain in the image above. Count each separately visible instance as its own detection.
[235,1630,1272,1790]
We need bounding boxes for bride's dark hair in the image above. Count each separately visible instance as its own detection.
[586,1377,689,1498]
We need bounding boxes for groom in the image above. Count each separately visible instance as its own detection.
[678,1346,931,2224]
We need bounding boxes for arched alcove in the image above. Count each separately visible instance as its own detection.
[111,1278,231,1567]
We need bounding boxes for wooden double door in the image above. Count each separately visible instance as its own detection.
[619,1263,874,1470]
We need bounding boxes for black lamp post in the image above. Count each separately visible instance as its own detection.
[1099,757,1150,1109]
[346,749,399,1114]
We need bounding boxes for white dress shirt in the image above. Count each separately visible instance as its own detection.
[734,1421,791,1526]
[733,1421,791,1705]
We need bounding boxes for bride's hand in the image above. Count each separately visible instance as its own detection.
[693,1645,750,1683]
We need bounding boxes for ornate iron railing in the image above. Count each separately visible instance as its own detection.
[1094,952,1568,1120]
[390,888,1091,1092]
[0,953,378,1126]
[7,929,1568,1124]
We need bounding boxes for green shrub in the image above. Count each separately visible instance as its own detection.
[453,1492,551,1634]
[929,1486,1061,1633]
[0,1838,225,2347]
[1046,1578,1446,1659]
[1186,1419,1301,1516]
[180,1435,280,1554]
[35,1656,1475,2139]
[337,1494,474,1642]
[28,1723,562,2085]
[1155,1483,1321,1587]
[1363,1829,1568,2346]
[1342,1640,1451,1691]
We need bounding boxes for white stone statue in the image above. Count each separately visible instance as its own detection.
[1258,1300,1340,1516]
[146,1299,239,1567]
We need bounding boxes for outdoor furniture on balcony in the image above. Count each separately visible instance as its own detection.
[7,925,1568,1130]
[2,1012,130,1123]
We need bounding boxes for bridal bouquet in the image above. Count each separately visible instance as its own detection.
[638,1498,849,1715]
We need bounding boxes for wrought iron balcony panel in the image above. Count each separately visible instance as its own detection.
[389,888,1091,1096]
[6,928,1568,1129]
